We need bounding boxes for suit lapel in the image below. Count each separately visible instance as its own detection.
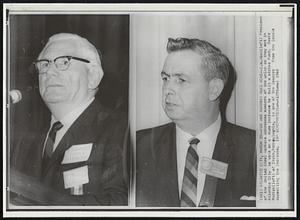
[212,120,232,164]
[198,120,232,207]
[210,120,233,206]
[41,100,108,176]
[154,123,180,206]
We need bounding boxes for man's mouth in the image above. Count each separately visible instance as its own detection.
[165,101,177,107]
[46,84,64,89]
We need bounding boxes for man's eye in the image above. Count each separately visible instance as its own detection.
[162,76,169,81]
[178,78,186,83]
[56,59,69,66]
[41,62,49,68]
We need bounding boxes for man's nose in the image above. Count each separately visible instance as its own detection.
[163,79,176,95]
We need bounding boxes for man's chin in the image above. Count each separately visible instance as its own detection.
[42,95,67,104]
[164,109,182,121]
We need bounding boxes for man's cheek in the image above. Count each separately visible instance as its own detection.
[38,82,45,95]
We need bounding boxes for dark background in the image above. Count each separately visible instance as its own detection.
[8,15,129,155]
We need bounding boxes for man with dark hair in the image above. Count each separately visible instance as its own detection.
[136,38,256,207]
[11,33,128,206]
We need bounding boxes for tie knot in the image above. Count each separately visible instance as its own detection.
[189,138,200,145]
[51,121,63,132]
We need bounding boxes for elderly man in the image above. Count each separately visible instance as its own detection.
[136,38,256,207]
[11,33,128,205]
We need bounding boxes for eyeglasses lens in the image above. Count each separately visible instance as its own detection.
[55,57,70,71]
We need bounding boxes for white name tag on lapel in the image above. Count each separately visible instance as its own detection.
[63,165,89,189]
[200,157,228,180]
[61,143,92,164]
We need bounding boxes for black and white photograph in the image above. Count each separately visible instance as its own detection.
[133,13,294,209]
[134,15,257,207]
[3,3,296,218]
[7,14,130,207]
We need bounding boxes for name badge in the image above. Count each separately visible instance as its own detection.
[63,165,89,189]
[61,143,92,164]
[200,157,228,180]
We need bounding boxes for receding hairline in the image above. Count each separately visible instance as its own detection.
[165,49,208,66]
[167,48,203,56]
[38,34,100,64]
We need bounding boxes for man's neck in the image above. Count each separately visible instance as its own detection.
[47,97,94,121]
[175,107,220,136]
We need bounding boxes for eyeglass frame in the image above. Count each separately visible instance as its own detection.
[33,55,90,74]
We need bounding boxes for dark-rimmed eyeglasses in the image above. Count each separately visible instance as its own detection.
[33,56,90,74]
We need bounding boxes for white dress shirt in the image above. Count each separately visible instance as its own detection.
[176,114,221,205]
[42,97,95,155]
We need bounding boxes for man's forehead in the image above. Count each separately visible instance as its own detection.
[39,39,79,58]
[163,50,203,72]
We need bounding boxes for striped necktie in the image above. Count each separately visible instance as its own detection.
[180,138,200,207]
[42,121,63,172]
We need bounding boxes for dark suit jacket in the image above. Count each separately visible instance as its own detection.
[136,120,256,207]
[11,100,128,206]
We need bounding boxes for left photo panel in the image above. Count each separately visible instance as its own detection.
[7,14,130,207]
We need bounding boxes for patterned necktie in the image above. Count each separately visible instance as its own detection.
[180,138,200,207]
[42,121,63,171]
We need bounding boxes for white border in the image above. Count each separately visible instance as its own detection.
[5,3,294,12]
[3,3,296,218]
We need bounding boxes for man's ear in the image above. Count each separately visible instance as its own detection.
[208,78,224,101]
[87,65,103,90]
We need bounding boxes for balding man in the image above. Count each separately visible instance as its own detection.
[11,33,128,206]
[136,38,256,207]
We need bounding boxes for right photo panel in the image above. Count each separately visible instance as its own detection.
[132,12,294,209]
